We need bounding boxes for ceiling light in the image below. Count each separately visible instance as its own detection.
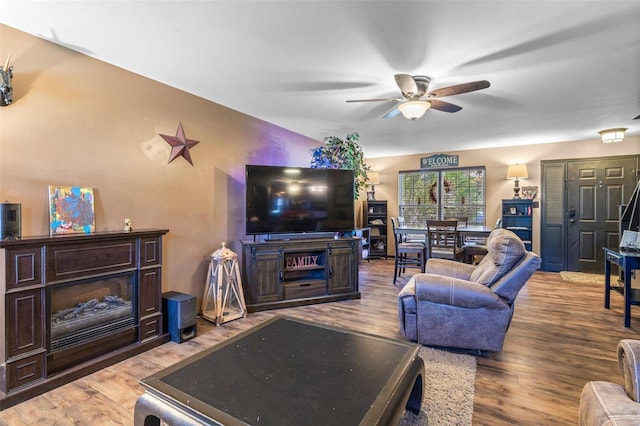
[398,101,431,120]
[599,128,627,143]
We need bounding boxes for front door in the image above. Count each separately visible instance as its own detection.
[566,157,638,273]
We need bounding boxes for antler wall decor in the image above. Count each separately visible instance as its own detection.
[0,52,13,106]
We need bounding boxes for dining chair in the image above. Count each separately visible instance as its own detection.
[398,216,426,244]
[461,217,503,264]
[444,216,468,227]
[391,217,426,284]
[445,216,470,249]
[426,219,464,261]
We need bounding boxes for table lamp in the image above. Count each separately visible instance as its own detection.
[366,172,380,201]
[507,164,528,199]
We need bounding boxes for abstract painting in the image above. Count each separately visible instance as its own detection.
[49,186,95,235]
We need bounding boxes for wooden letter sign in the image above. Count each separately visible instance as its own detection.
[286,255,319,269]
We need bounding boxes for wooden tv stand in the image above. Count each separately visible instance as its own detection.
[240,237,360,312]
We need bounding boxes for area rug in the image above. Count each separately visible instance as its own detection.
[560,271,606,284]
[399,347,477,426]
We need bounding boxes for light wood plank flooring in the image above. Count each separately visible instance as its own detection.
[2,259,639,425]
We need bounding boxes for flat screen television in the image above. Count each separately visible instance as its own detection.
[245,165,355,236]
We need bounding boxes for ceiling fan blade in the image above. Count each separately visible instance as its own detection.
[394,74,418,97]
[429,99,462,113]
[383,107,402,119]
[346,98,403,103]
[634,114,640,120]
[426,80,490,98]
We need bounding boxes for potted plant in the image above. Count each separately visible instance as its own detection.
[310,132,370,199]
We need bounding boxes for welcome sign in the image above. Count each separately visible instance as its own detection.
[420,154,459,169]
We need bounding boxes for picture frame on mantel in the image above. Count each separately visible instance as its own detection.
[48,185,96,235]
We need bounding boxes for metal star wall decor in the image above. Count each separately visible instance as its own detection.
[159,122,200,165]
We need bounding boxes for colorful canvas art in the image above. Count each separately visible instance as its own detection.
[49,186,96,235]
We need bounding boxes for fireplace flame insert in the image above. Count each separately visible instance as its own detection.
[47,272,137,371]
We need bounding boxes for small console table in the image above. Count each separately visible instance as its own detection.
[603,246,640,328]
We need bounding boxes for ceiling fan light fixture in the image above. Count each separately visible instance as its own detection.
[398,101,431,120]
[599,128,627,143]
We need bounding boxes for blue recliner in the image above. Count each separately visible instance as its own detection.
[397,228,541,352]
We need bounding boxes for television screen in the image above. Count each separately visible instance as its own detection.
[246,165,355,235]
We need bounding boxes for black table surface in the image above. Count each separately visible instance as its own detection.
[140,316,421,425]
[605,246,640,257]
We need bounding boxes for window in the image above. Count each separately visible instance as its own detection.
[398,167,486,226]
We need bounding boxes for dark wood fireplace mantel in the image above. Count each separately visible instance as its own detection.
[0,229,170,410]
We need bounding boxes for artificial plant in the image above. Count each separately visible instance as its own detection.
[309,132,370,199]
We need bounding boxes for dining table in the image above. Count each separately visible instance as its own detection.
[395,224,493,240]
[394,224,493,262]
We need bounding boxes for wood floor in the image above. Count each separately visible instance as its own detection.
[2,259,639,425]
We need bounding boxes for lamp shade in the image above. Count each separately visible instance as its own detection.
[507,164,528,179]
[398,101,431,120]
[599,128,627,143]
[367,172,380,185]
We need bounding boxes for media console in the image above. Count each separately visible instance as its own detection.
[240,237,360,312]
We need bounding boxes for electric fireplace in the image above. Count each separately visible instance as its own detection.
[0,229,169,410]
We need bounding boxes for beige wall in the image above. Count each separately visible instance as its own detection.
[0,25,321,302]
[365,135,640,255]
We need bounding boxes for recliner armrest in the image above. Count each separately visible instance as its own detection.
[425,258,475,280]
[413,274,505,309]
[618,339,640,402]
[579,381,640,425]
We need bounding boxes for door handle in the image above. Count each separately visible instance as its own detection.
[568,208,576,223]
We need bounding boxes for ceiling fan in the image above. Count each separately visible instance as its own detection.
[346,74,490,120]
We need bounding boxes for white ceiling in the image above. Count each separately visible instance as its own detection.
[2,1,639,158]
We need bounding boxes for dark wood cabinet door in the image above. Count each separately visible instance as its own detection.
[5,352,46,392]
[4,247,42,290]
[139,267,162,319]
[6,288,44,358]
[248,250,283,304]
[139,315,162,341]
[139,236,161,268]
[45,240,136,283]
[327,242,357,294]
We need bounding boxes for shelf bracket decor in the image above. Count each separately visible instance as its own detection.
[202,242,247,326]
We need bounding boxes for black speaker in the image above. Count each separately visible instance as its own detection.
[0,203,21,240]
[162,291,197,343]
